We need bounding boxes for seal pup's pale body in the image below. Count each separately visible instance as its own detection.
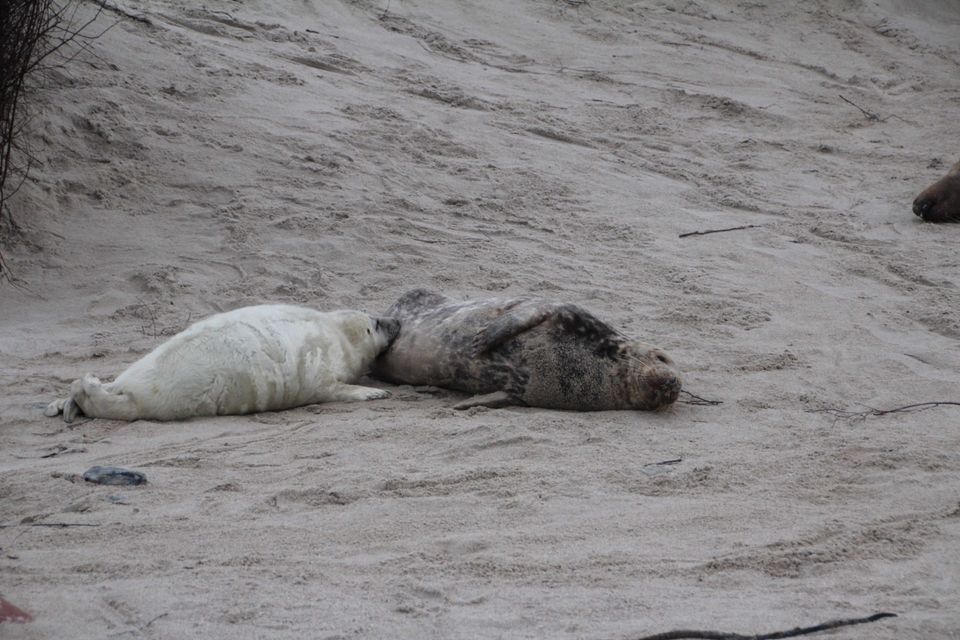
[46,305,400,422]
[373,289,681,410]
[914,159,960,222]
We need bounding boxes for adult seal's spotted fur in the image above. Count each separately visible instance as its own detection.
[914,159,960,222]
[45,304,400,422]
[372,289,682,410]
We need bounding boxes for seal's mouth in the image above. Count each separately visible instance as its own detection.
[647,374,682,409]
[913,197,939,221]
[655,376,683,408]
[913,198,959,223]
[912,172,960,223]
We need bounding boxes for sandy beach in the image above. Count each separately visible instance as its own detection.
[1,0,959,637]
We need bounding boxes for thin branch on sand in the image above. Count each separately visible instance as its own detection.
[679,225,761,239]
[838,94,908,123]
[0,522,101,528]
[813,401,960,422]
[839,94,880,120]
[679,390,722,406]
[634,611,897,640]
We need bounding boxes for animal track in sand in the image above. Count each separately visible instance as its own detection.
[283,53,368,76]
[701,514,938,578]
[381,468,522,498]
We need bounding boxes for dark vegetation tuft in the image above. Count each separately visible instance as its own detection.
[0,0,102,276]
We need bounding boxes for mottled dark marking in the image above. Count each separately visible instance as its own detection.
[373,289,682,411]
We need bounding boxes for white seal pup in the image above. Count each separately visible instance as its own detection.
[45,304,400,422]
[372,289,681,410]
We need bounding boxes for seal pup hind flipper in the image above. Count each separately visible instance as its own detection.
[44,397,81,423]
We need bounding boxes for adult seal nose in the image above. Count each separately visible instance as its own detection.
[912,159,960,223]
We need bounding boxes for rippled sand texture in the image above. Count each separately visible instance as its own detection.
[2,1,959,638]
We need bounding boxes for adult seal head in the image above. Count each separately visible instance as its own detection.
[913,159,960,222]
[372,289,682,411]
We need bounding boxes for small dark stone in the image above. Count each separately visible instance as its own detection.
[82,466,147,486]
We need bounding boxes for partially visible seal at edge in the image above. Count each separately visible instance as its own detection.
[914,159,960,222]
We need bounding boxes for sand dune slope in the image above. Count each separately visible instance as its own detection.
[1,1,959,637]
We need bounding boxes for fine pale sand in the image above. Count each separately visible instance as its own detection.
[2,1,959,637]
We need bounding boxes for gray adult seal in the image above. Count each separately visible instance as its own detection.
[372,289,682,410]
[913,159,960,222]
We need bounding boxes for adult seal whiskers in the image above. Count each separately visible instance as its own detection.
[372,289,681,410]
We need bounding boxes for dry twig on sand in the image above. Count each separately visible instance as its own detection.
[838,94,908,124]
[679,225,762,239]
[0,522,101,528]
[679,390,722,406]
[838,94,881,121]
[635,611,897,640]
[813,401,960,422]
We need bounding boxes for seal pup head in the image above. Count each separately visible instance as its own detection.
[613,341,682,410]
[913,160,960,222]
[372,315,402,346]
[337,311,401,356]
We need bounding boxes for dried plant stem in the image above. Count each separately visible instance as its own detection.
[814,401,960,422]
[635,612,897,640]
[679,225,762,239]
[1,0,104,277]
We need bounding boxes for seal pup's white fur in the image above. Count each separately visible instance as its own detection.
[45,304,400,422]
